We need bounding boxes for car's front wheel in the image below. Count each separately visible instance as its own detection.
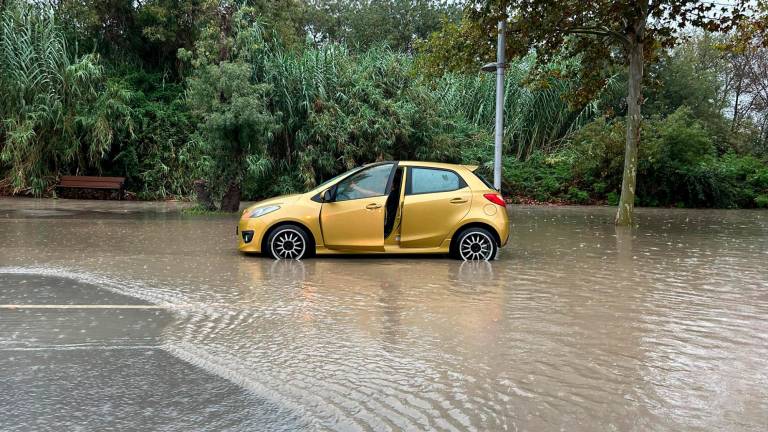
[454,227,498,261]
[267,225,311,260]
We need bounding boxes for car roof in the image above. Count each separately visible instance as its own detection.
[396,161,478,171]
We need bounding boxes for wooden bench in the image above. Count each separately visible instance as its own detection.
[57,176,126,200]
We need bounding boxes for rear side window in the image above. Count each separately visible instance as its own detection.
[406,167,466,195]
[472,171,496,190]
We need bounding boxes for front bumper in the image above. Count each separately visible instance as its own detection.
[237,218,266,252]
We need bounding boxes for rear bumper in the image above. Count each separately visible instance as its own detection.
[497,207,510,246]
[499,220,510,246]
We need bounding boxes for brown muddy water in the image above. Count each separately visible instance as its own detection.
[1,198,767,431]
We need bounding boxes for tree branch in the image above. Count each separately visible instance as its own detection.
[566,26,632,47]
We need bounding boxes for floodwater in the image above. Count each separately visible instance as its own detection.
[1,198,767,431]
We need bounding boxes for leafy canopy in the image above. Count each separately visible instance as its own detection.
[420,1,748,99]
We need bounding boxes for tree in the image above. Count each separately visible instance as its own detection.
[307,0,459,52]
[182,6,278,212]
[724,2,768,154]
[426,0,748,224]
[54,0,141,58]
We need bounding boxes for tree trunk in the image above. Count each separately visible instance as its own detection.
[732,78,742,131]
[615,34,644,226]
[219,180,241,212]
[193,179,216,211]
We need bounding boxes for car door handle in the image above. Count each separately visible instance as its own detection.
[365,203,382,210]
[449,198,468,204]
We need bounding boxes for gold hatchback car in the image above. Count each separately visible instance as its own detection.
[237,161,509,260]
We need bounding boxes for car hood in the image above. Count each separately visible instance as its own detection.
[242,194,301,214]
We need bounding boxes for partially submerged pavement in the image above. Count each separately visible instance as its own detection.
[1,198,767,431]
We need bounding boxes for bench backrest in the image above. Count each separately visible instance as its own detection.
[59,176,125,189]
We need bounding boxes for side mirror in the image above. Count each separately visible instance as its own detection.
[322,189,333,202]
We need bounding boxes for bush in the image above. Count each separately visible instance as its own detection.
[564,106,768,208]
[110,70,203,199]
[569,117,626,199]
[501,151,578,202]
[637,107,717,206]
[567,187,590,204]
[713,153,768,208]
[526,106,768,208]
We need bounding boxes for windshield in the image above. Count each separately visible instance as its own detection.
[310,166,366,193]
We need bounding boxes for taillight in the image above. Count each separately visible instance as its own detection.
[483,193,506,207]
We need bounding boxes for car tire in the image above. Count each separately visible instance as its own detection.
[266,225,312,260]
[453,227,498,261]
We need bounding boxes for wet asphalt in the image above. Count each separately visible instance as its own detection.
[0,273,306,431]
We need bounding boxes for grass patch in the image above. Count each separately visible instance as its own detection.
[181,205,239,216]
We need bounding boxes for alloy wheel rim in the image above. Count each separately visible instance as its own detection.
[272,229,306,260]
[459,232,493,261]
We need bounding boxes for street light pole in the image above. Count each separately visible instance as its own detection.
[493,20,506,191]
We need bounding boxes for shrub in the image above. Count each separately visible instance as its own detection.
[567,187,590,204]
[606,191,619,206]
[109,70,203,199]
[502,151,577,202]
[569,117,626,199]
[637,107,717,206]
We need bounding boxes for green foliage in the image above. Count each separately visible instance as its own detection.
[569,117,626,195]
[0,0,764,211]
[562,107,768,208]
[181,205,233,216]
[54,0,308,78]
[181,8,482,201]
[110,69,203,199]
[644,34,726,119]
[501,151,577,202]
[567,187,590,204]
[183,11,279,202]
[415,16,495,77]
[257,44,470,194]
[439,1,747,103]
[308,0,459,53]
[0,2,130,195]
[441,55,612,161]
[606,191,619,206]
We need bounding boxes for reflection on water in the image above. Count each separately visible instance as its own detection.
[1,198,767,431]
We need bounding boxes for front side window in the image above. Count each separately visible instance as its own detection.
[313,166,364,192]
[334,163,394,201]
[407,167,464,195]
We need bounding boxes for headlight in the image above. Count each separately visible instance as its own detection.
[249,205,280,218]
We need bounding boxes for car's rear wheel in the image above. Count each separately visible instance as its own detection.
[454,227,497,261]
[267,225,311,260]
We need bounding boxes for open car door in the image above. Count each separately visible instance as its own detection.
[320,163,396,251]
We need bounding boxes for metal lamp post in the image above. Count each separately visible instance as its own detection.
[481,20,506,191]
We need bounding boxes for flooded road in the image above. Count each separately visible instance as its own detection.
[1,198,767,431]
